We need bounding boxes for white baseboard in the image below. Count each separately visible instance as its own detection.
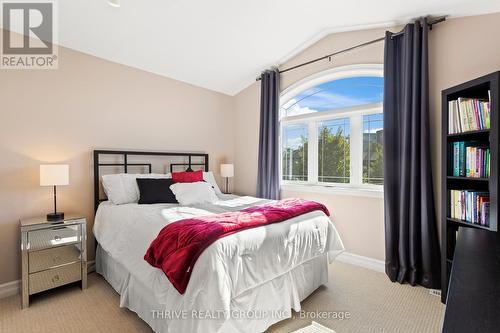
[0,280,20,299]
[87,260,96,273]
[336,252,385,273]
[0,260,97,299]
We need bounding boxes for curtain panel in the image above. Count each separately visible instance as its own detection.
[383,18,441,289]
[257,69,280,200]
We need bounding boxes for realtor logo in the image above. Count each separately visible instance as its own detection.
[1,0,58,69]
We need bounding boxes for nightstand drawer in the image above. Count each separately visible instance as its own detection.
[29,245,81,273]
[28,224,80,251]
[29,262,82,295]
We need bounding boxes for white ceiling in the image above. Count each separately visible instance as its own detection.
[20,1,500,94]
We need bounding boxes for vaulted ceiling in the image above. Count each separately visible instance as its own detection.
[16,1,500,94]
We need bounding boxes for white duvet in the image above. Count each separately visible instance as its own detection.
[93,195,344,333]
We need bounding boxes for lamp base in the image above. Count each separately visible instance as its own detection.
[47,212,64,222]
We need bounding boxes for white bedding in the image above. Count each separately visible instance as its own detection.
[93,195,344,333]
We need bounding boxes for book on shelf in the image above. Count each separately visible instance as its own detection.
[452,141,490,178]
[450,190,490,226]
[448,93,491,134]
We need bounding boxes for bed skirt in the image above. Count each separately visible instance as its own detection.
[96,245,329,333]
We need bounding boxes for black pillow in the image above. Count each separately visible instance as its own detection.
[136,178,178,204]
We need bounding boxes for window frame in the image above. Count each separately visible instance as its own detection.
[279,64,384,197]
[281,123,309,182]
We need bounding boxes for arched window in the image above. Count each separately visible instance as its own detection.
[280,64,384,193]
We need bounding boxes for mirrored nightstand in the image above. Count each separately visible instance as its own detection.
[20,215,87,309]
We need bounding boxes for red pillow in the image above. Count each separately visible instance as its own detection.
[172,170,204,183]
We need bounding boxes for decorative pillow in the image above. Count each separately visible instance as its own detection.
[169,181,219,206]
[136,178,178,204]
[102,173,169,205]
[135,173,171,199]
[166,171,222,194]
[203,171,222,194]
[172,170,204,183]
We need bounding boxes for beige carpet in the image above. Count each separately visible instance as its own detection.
[0,262,444,333]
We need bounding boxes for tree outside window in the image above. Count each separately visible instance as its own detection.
[280,69,384,190]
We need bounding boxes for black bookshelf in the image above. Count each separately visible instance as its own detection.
[441,71,499,304]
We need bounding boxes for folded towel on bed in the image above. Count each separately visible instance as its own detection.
[144,198,330,294]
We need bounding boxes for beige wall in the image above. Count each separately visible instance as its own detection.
[2,12,500,285]
[233,12,500,261]
[234,26,388,260]
[428,13,500,231]
[0,36,235,284]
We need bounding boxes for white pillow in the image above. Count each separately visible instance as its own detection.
[169,181,219,206]
[203,171,222,194]
[102,173,169,205]
[165,171,222,194]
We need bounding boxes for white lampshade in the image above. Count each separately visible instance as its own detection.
[220,164,234,178]
[40,164,69,186]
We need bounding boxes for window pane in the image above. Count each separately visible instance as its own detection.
[363,114,384,185]
[318,118,350,183]
[281,76,383,118]
[282,124,308,181]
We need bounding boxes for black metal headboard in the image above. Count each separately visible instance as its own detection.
[93,150,209,212]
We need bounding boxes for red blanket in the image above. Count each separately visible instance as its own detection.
[144,198,330,294]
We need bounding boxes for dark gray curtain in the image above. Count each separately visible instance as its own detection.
[257,69,280,199]
[383,18,441,289]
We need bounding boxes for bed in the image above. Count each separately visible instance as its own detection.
[92,150,344,333]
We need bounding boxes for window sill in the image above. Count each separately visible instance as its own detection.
[280,183,384,198]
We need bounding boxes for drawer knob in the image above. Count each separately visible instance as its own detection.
[53,255,61,263]
[54,235,61,242]
[51,275,60,283]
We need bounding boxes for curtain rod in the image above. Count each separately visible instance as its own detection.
[256,15,446,81]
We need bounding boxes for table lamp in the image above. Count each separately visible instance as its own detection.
[220,164,234,194]
[40,164,69,221]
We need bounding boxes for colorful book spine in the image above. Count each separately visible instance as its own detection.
[459,142,465,176]
[450,190,490,226]
[453,142,460,176]
[448,97,491,134]
[486,148,490,177]
[452,142,490,179]
[481,202,490,226]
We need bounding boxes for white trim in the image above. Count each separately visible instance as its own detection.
[280,64,384,106]
[308,121,318,183]
[336,252,385,273]
[282,103,383,124]
[279,64,384,192]
[350,114,363,186]
[87,260,96,273]
[0,260,96,299]
[0,280,20,299]
[281,183,383,198]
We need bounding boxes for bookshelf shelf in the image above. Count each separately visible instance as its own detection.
[447,176,489,182]
[446,217,491,231]
[441,71,499,304]
[447,129,490,140]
